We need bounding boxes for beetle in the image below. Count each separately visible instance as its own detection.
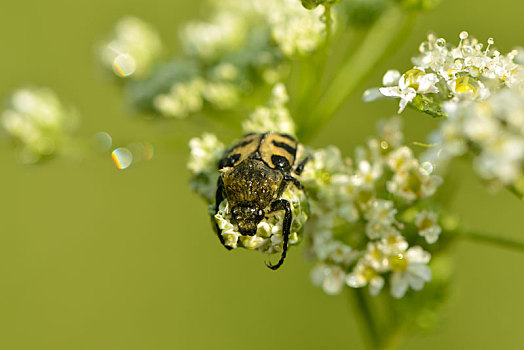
[214,132,309,270]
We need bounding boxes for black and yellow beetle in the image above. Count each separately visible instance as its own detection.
[214,132,309,270]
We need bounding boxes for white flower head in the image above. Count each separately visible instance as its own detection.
[377,116,404,149]
[266,0,327,57]
[415,210,442,244]
[389,246,432,299]
[100,16,163,79]
[346,260,385,296]
[153,78,206,119]
[1,87,79,163]
[424,86,524,187]
[311,263,347,295]
[181,12,247,61]
[379,69,439,113]
[242,84,295,136]
[188,133,225,174]
[188,133,225,202]
[386,151,443,202]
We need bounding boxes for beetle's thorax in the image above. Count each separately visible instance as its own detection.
[221,157,284,210]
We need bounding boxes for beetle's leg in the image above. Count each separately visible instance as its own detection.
[283,174,303,190]
[214,176,233,250]
[294,155,311,176]
[266,199,292,270]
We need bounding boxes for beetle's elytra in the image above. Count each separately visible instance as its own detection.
[214,132,309,270]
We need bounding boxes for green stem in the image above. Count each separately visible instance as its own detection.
[299,6,416,141]
[349,288,381,350]
[324,4,333,49]
[458,230,524,253]
[506,184,524,201]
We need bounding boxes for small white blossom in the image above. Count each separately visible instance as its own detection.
[382,70,401,86]
[379,69,439,113]
[415,211,442,244]
[379,85,416,113]
[346,260,385,296]
[386,147,443,202]
[377,116,404,149]
[390,246,432,299]
[242,84,295,135]
[153,78,206,119]
[311,263,347,295]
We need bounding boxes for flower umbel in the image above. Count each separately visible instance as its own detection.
[303,117,442,298]
[99,16,163,79]
[1,87,79,163]
[368,32,524,116]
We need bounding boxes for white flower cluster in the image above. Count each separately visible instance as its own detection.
[185,0,327,59]
[373,32,524,114]
[424,87,524,187]
[99,17,163,79]
[369,32,524,190]
[242,83,296,136]
[214,184,308,254]
[1,87,79,163]
[303,117,443,298]
[153,64,242,119]
[101,0,328,119]
[188,133,225,203]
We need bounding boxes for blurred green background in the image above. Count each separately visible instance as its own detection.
[1,1,524,349]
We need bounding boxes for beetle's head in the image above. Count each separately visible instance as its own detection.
[231,202,265,236]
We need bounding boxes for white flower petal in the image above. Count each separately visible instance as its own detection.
[408,264,432,282]
[363,88,384,102]
[382,70,401,86]
[406,246,431,264]
[418,73,439,93]
[390,271,408,299]
[369,276,385,296]
[346,273,366,288]
[407,273,425,291]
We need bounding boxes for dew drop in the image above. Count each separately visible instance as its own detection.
[435,38,446,49]
[112,53,136,78]
[462,46,473,55]
[487,37,494,45]
[112,147,133,169]
[459,31,469,40]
